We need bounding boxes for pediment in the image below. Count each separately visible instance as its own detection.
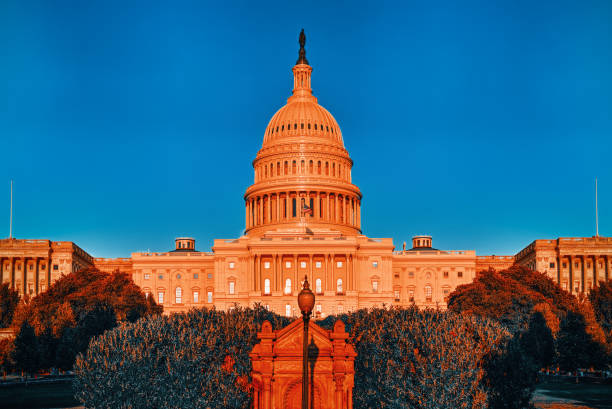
[273,320,332,355]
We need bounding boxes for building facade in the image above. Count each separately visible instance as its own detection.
[1,33,611,317]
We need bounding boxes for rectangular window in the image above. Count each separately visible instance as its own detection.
[562,282,567,290]
[193,291,199,303]
[229,282,235,295]
[372,281,378,292]
[144,273,150,280]
[372,261,378,268]
[300,261,307,268]
[408,289,415,302]
[29,264,33,271]
[336,261,343,268]
[457,271,463,278]
[264,262,270,269]
[315,261,322,268]
[207,291,213,303]
[286,304,292,317]
[208,273,213,279]
[158,292,164,304]
[292,198,297,217]
[229,262,235,269]
[563,262,567,268]
[316,304,322,313]
[443,271,449,278]
[158,275,164,280]
[285,261,292,268]
[145,292,150,299]
[394,290,400,300]
[408,271,414,278]
[549,262,555,268]
[193,273,199,279]
[337,305,344,314]
[53,264,59,271]
[265,304,270,311]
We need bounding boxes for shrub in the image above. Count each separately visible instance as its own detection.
[74,305,290,409]
[75,306,528,409]
[0,283,19,328]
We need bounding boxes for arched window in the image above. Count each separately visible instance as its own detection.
[285,304,292,317]
[292,160,296,174]
[229,281,235,295]
[264,278,271,295]
[285,278,292,295]
[301,160,305,174]
[175,287,182,304]
[309,160,313,173]
[337,278,343,294]
[284,161,288,175]
[277,162,281,176]
[315,278,322,294]
[317,161,321,174]
[325,162,329,175]
[193,290,199,303]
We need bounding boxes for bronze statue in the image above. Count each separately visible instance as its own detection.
[297,29,309,64]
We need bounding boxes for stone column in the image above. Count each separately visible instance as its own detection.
[10,257,15,290]
[326,194,330,222]
[349,254,354,291]
[22,257,27,296]
[309,254,313,280]
[606,255,609,282]
[0,257,3,284]
[286,192,290,220]
[556,256,561,286]
[254,255,260,292]
[273,254,278,292]
[293,255,297,294]
[335,375,344,409]
[315,192,320,220]
[568,255,573,294]
[35,258,40,295]
[325,255,330,291]
[580,255,585,293]
[263,376,271,409]
[593,255,598,288]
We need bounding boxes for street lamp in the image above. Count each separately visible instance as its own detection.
[297,275,315,409]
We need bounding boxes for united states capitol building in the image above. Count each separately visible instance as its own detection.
[2,33,611,317]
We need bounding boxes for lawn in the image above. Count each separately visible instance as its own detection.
[534,380,612,409]
[0,380,80,409]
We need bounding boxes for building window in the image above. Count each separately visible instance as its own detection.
[316,278,322,294]
[443,271,449,278]
[408,271,414,278]
[300,261,307,268]
[53,264,58,271]
[264,261,270,269]
[372,280,378,293]
[562,262,567,268]
[337,305,344,314]
[229,281,235,295]
[574,281,580,293]
[285,304,292,317]
[372,261,378,268]
[457,271,463,278]
[193,291,199,303]
[394,290,400,300]
[144,291,150,299]
[284,278,292,294]
[285,261,292,268]
[29,264,33,271]
[158,292,164,304]
[193,273,199,279]
[336,261,343,268]
[316,304,322,315]
[144,273,150,280]
[574,263,579,268]
[264,278,271,295]
[424,285,432,302]
[158,275,164,280]
[264,304,270,311]
[443,287,450,295]
[337,278,343,294]
[562,282,567,290]
[229,262,235,269]
[208,273,213,279]
[207,291,213,303]
[175,287,182,304]
[176,274,181,279]
[315,261,322,268]
[549,262,555,268]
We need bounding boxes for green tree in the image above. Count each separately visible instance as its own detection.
[11,322,39,378]
[0,283,20,328]
[0,338,15,380]
[556,311,607,372]
[589,280,612,342]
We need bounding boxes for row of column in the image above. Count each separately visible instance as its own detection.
[557,254,610,294]
[249,253,355,294]
[0,256,51,296]
[246,191,361,229]
[255,158,350,183]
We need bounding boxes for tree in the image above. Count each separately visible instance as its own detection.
[556,311,607,372]
[0,283,20,328]
[9,267,156,373]
[519,311,555,369]
[11,322,39,378]
[0,338,15,380]
[589,280,612,342]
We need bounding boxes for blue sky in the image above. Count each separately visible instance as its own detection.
[1,0,611,257]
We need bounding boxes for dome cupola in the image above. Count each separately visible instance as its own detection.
[244,30,362,237]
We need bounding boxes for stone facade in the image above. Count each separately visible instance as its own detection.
[1,34,611,316]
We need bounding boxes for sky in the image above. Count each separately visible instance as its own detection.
[0,0,611,258]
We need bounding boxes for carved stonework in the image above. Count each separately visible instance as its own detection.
[250,319,356,409]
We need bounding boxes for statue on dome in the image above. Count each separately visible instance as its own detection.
[297,29,309,64]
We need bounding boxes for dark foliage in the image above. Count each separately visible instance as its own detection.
[74,306,532,409]
[74,305,290,409]
[7,267,159,373]
[556,311,608,372]
[589,280,612,342]
[0,283,20,328]
[11,322,39,377]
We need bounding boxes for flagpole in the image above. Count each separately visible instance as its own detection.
[9,180,13,239]
[595,177,599,237]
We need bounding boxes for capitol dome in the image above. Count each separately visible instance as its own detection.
[244,30,362,237]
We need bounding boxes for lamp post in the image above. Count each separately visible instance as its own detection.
[297,275,315,409]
